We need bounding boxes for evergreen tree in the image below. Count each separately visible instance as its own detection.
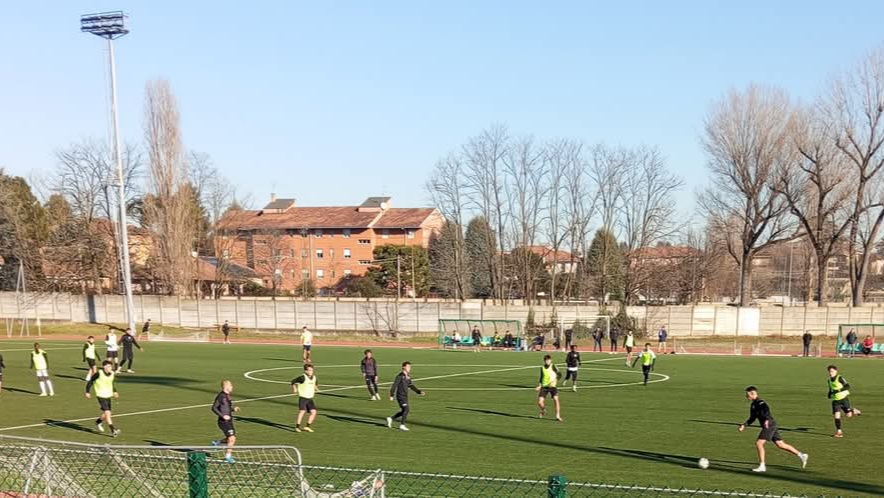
[465,216,495,298]
[585,228,624,303]
[0,171,48,290]
[428,221,468,299]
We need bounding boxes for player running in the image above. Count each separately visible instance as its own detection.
[105,329,120,372]
[211,380,240,463]
[536,355,562,422]
[291,364,319,433]
[387,361,425,431]
[118,328,143,373]
[738,386,808,473]
[30,343,55,397]
[361,349,380,400]
[300,326,313,362]
[632,343,656,385]
[562,345,581,392]
[86,360,120,436]
[827,365,862,438]
[83,335,101,381]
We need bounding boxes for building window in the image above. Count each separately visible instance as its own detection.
[316,249,324,259]
[289,249,295,258]
[407,230,415,239]
[314,229,323,238]
[381,229,389,239]
[343,229,351,238]
[358,260,371,265]
[343,248,351,259]
[290,269,295,278]
[301,269,309,280]
[316,269,324,279]
[300,230,308,238]
[330,269,336,279]
[329,248,335,259]
[301,249,308,258]
[358,239,371,245]
[344,269,352,278]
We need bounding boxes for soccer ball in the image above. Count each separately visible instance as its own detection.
[698,458,710,470]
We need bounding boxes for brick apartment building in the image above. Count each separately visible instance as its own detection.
[217,196,444,292]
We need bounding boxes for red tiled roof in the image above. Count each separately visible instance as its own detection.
[371,208,437,229]
[220,207,437,231]
[523,246,575,263]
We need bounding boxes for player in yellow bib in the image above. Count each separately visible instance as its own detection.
[827,365,861,438]
[535,355,563,422]
[631,343,657,385]
[291,364,319,432]
[86,360,120,436]
[30,343,54,397]
[83,336,101,381]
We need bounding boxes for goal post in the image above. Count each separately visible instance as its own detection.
[438,319,522,349]
[558,315,610,349]
[837,323,884,356]
[0,435,385,498]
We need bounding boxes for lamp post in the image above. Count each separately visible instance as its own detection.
[81,11,135,331]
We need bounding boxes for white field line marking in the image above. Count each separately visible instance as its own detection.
[0,347,83,353]
[0,359,622,433]
[424,368,670,391]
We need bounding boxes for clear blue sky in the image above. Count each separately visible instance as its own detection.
[2,2,883,215]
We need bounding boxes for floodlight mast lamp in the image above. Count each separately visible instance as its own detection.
[81,11,136,332]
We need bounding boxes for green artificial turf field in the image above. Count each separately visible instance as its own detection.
[0,339,881,497]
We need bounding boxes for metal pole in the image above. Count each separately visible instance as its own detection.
[108,38,136,331]
[396,255,402,302]
[787,242,794,306]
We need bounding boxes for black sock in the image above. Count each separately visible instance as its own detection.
[296,423,300,428]
[109,424,115,431]
[96,418,102,425]
[835,418,842,430]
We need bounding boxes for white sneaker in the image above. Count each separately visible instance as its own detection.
[385,417,393,429]
[751,464,766,473]
[572,385,577,392]
[126,370,134,374]
[399,425,409,431]
[799,453,808,469]
[96,424,105,433]
[39,393,47,397]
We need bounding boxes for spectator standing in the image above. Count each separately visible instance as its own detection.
[657,325,668,353]
[564,328,574,350]
[802,331,813,357]
[845,329,858,358]
[141,319,151,340]
[609,327,620,353]
[592,327,603,352]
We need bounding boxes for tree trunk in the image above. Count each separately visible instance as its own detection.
[816,252,828,307]
[739,253,753,306]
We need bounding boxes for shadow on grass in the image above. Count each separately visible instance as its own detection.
[688,420,831,438]
[319,392,360,400]
[44,419,98,436]
[116,376,200,385]
[263,358,298,363]
[236,416,297,433]
[55,374,87,382]
[303,405,884,497]
[447,406,537,420]
[144,440,172,447]
[3,387,39,395]
[324,414,387,428]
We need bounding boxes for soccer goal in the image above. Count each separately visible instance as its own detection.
[147,328,210,343]
[0,435,385,498]
[559,315,610,350]
[837,323,884,356]
[438,319,522,350]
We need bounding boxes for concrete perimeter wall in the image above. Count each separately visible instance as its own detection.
[1,292,883,337]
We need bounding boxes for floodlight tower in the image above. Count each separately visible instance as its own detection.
[81,11,136,331]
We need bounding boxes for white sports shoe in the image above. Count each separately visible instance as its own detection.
[799,453,808,469]
[751,464,766,473]
[96,423,105,433]
[399,425,409,431]
[385,417,393,429]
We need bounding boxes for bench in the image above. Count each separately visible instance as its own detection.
[838,343,884,355]
[442,336,522,350]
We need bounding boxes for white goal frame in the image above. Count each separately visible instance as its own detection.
[558,315,610,350]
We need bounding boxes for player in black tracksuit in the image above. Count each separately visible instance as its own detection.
[738,386,808,473]
[386,362,424,431]
[118,328,143,373]
[211,380,239,463]
[563,345,581,391]
[361,350,380,400]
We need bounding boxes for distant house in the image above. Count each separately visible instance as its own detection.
[522,246,578,274]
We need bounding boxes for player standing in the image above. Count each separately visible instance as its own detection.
[105,328,120,372]
[30,343,54,397]
[118,328,143,374]
[0,352,5,393]
[211,380,240,463]
[624,331,635,366]
[632,343,656,385]
[536,355,562,421]
[562,345,581,392]
[827,365,862,438]
[222,320,231,345]
[83,335,101,381]
[738,386,808,473]
[386,361,425,431]
[471,326,482,352]
[657,325,668,353]
[141,318,151,340]
[85,360,120,436]
[291,364,318,432]
[300,326,313,362]
[361,350,380,400]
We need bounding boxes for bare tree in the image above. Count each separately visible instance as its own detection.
[774,105,853,305]
[561,144,596,300]
[426,153,468,300]
[462,125,510,302]
[824,46,884,306]
[699,85,795,306]
[619,146,684,304]
[143,79,197,296]
[543,139,575,303]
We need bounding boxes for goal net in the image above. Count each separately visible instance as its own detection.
[147,328,210,343]
[0,436,385,498]
[558,315,610,350]
[438,319,522,349]
[837,324,883,356]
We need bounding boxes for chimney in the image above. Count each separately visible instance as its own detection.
[270,192,277,203]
